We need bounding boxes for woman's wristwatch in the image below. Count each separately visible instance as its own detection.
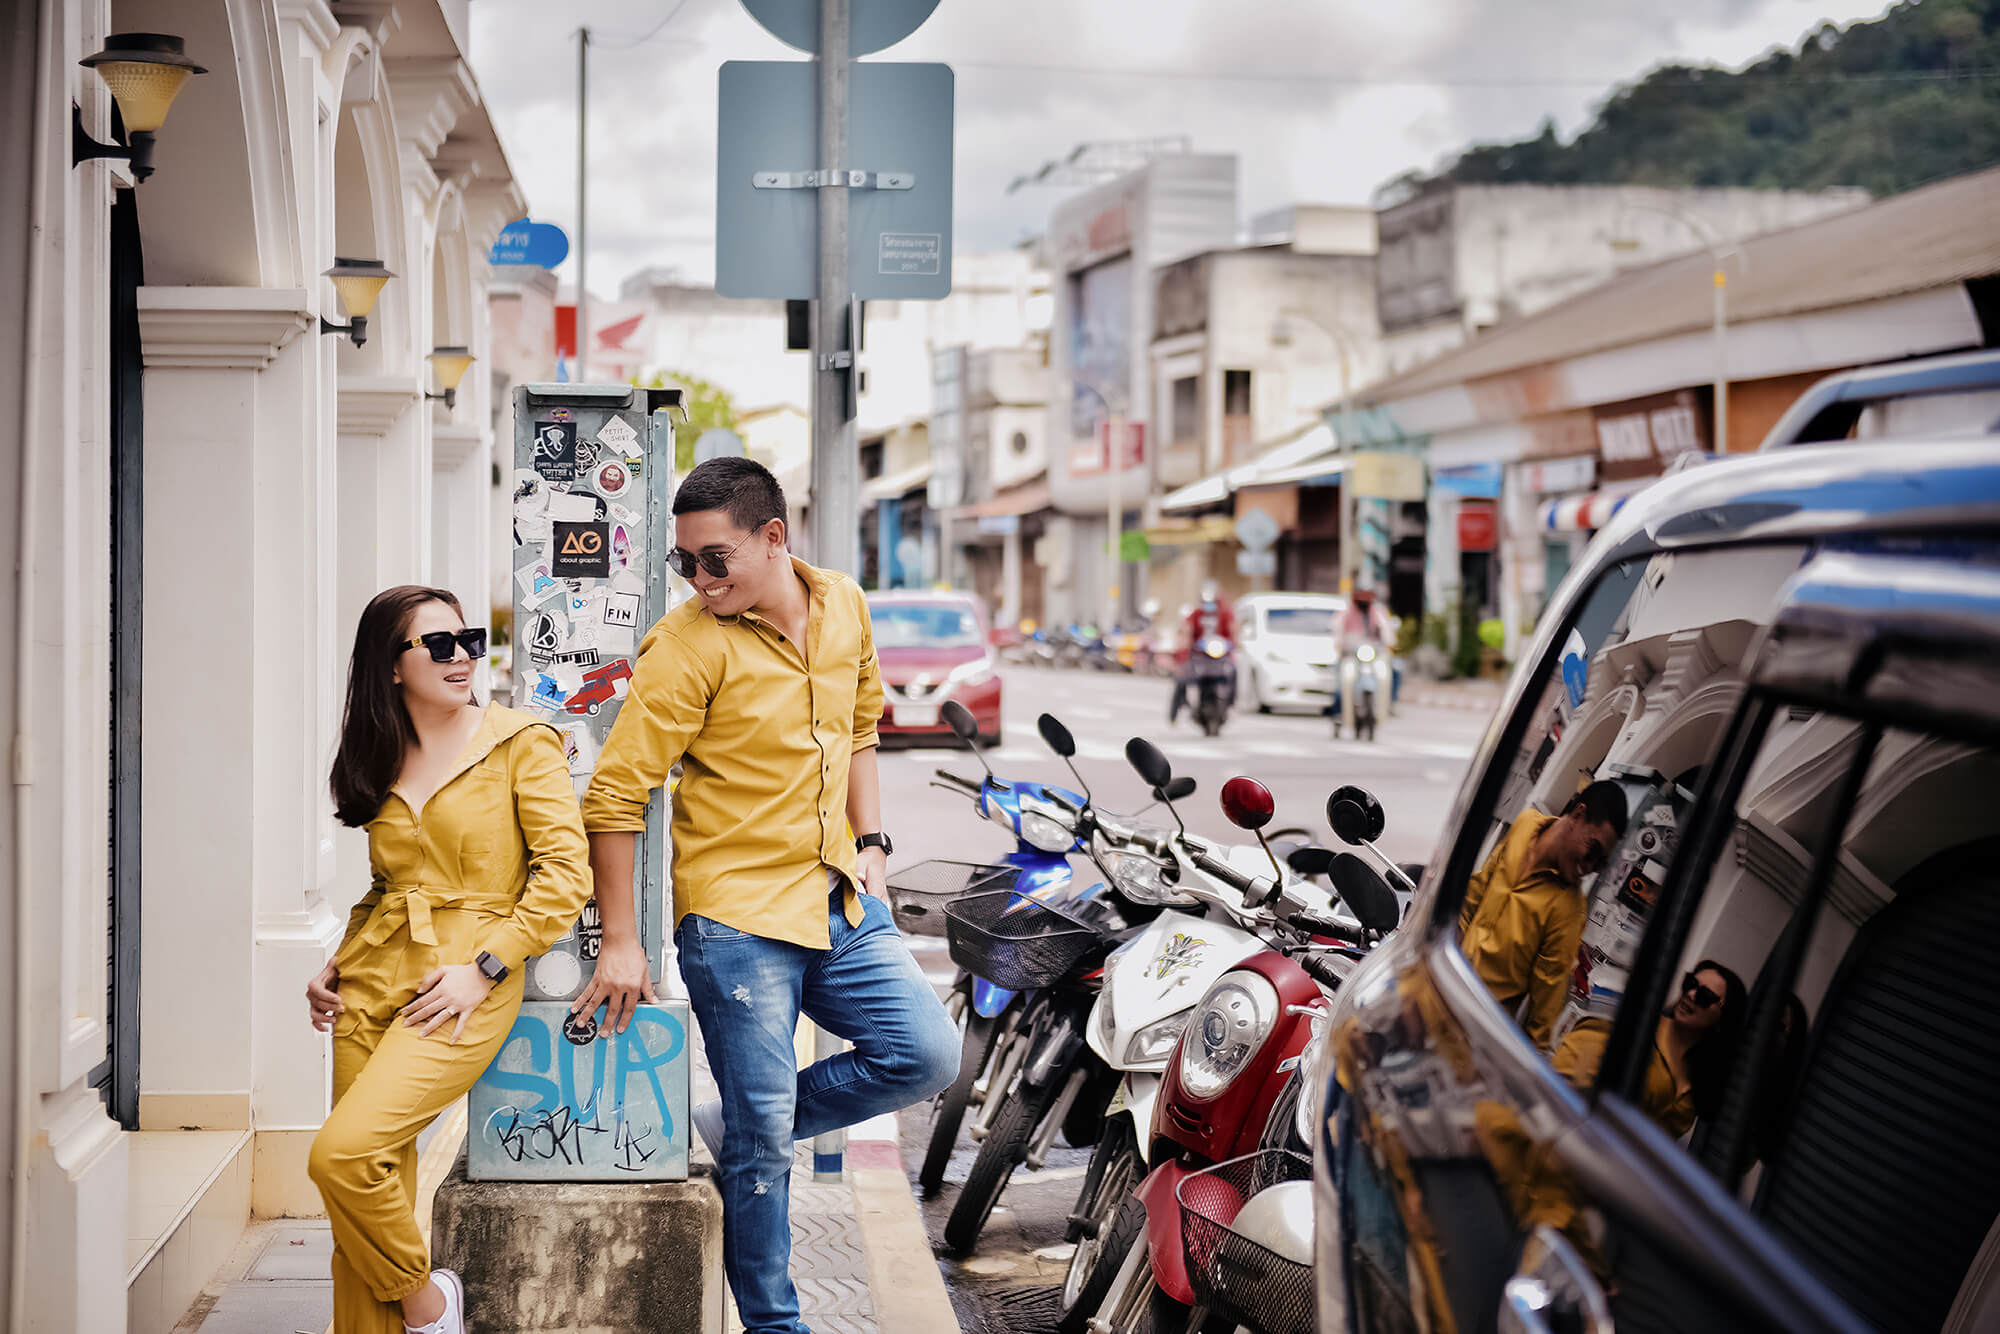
[475,951,508,984]
[855,832,892,856]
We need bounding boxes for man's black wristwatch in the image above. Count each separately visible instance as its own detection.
[856,832,893,856]
[475,951,509,984]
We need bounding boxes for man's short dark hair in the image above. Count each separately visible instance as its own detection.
[1564,780,1630,837]
[672,456,786,533]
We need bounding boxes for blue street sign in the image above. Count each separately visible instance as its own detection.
[490,218,571,269]
[741,0,940,57]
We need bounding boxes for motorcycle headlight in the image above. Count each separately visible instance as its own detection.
[984,799,1017,837]
[1202,637,1228,659]
[1101,848,1174,905]
[1357,644,1377,663]
[1124,1014,1187,1069]
[1294,1008,1328,1148]
[1179,971,1280,1101]
[947,655,997,688]
[1015,795,1076,853]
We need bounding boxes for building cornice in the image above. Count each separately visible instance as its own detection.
[432,422,484,467]
[338,375,422,433]
[274,0,340,51]
[137,288,312,370]
[386,57,475,158]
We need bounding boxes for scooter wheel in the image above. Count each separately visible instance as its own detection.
[920,1007,999,1197]
[943,1070,1061,1254]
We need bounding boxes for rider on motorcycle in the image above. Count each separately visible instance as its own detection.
[1168,582,1236,725]
[1331,581,1400,721]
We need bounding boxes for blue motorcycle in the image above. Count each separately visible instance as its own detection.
[890,702,1132,1198]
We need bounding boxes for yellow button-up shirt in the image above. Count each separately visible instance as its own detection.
[579,556,884,949]
[337,704,594,981]
[1458,810,1586,1051]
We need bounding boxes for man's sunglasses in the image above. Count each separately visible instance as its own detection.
[667,528,756,581]
[398,628,487,663]
[1680,973,1722,1010]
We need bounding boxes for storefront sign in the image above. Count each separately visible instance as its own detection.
[1523,455,1596,494]
[1433,461,1502,499]
[1070,419,1145,476]
[1457,501,1498,552]
[1348,451,1426,501]
[1593,389,1707,481]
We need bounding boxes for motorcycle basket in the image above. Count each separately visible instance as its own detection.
[941,889,1100,991]
[1178,1148,1315,1334]
[885,860,1019,938]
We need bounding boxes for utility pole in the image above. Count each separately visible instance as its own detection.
[808,0,854,1185]
[809,0,858,576]
[1105,415,1121,630]
[574,26,590,382]
[1713,265,1729,454]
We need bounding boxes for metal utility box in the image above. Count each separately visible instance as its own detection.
[471,382,690,1182]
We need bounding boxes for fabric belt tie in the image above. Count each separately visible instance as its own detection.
[338,883,513,966]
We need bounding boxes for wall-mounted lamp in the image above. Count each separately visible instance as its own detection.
[74,34,206,182]
[426,347,476,410]
[320,258,393,348]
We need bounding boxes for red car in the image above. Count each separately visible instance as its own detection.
[565,658,633,716]
[865,591,1002,747]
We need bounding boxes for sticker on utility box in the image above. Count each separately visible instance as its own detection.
[878,232,941,276]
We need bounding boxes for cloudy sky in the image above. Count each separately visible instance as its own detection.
[467,0,1893,296]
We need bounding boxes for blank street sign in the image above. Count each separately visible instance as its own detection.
[716,60,954,300]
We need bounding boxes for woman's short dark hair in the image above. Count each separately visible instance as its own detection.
[672,456,786,533]
[1681,958,1749,1121]
[330,585,463,827]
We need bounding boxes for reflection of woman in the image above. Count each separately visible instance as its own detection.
[1553,961,1746,1139]
[306,586,592,1334]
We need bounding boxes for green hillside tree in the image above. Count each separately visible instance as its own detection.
[641,370,738,472]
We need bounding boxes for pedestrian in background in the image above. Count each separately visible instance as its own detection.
[308,585,592,1334]
[576,457,958,1334]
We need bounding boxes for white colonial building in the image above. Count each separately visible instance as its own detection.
[1,0,525,1328]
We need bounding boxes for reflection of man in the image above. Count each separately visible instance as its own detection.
[1458,782,1628,1049]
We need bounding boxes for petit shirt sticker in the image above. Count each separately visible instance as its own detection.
[597,416,641,460]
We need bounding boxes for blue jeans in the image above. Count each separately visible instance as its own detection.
[676,882,959,1334]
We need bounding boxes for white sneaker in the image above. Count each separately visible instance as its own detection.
[692,1097,725,1157]
[404,1269,464,1334]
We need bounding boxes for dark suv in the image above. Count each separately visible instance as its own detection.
[1312,439,2000,1334]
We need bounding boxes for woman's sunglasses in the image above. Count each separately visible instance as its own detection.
[1680,973,1722,1010]
[398,628,487,663]
[667,528,757,581]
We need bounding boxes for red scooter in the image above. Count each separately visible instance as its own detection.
[1075,780,1402,1334]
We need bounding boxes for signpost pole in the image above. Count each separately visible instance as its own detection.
[574,26,590,383]
[809,0,858,578]
[810,0,854,1185]
[1105,415,1121,632]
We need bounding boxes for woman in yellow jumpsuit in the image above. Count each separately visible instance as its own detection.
[306,586,592,1334]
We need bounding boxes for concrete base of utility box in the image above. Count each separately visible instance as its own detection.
[431,1149,725,1333]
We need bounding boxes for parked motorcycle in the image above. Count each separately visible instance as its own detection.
[895,700,1107,1197]
[1077,775,1404,1334]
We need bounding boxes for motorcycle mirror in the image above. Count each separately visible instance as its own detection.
[1037,714,1076,758]
[942,699,979,743]
[1286,845,1335,877]
[1164,776,1196,801]
[1125,737,1173,789]
[1219,776,1276,832]
[1328,852,1401,934]
[1325,785,1387,846]
[940,699,995,783]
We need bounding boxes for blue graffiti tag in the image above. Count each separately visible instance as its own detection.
[476,1006,687,1176]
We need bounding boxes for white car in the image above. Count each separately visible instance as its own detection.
[1233,592,1345,714]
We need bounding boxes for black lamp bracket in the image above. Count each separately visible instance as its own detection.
[319,315,369,349]
[72,104,157,181]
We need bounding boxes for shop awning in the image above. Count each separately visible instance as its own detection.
[1143,516,1238,546]
[1537,480,1652,533]
[1160,423,1342,512]
[861,460,933,503]
[950,477,1051,521]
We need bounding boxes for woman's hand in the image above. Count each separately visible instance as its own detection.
[401,963,495,1044]
[306,960,344,1032]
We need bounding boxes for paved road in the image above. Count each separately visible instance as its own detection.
[873,666,1491,1333]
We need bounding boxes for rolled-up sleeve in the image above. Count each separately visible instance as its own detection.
[852,596,883,753]
[581,623,714,832]
[474,725,595,974]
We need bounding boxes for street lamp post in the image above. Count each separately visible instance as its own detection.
[1611,204,1739,454]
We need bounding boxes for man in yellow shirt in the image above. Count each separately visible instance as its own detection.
[1458,781,1628,1051]
[576,458,958,1334]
